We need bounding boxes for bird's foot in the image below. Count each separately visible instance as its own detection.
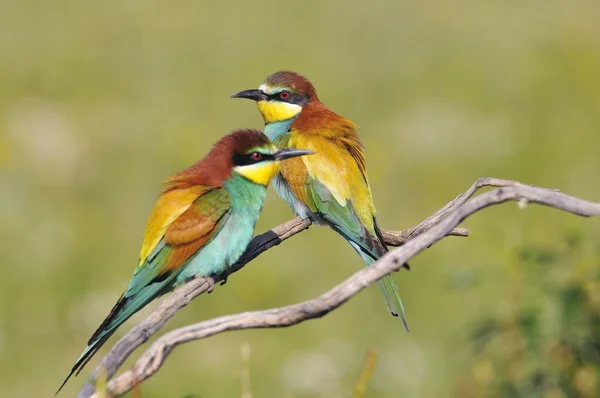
[394,262,411,272]
[220,276,228,286]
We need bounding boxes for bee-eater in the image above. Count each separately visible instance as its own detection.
[231,71,409,330]
[57,129,313,393]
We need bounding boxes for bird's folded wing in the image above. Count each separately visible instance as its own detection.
[291,134,385,259]
[138,185,210,268]
[307,176,385,260]
[127,187,232,296]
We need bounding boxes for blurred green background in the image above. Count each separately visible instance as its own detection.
[1,1,600,397]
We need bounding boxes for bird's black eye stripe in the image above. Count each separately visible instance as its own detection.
[267,92,284,101]
[266,91,309,106]
[232,152,275,166]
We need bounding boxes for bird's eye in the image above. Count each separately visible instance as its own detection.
[250,152,263,161]
[279,90,290,100]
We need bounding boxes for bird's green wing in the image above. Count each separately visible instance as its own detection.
[286,132,383,259]
[120,187,232,310]
[307,176,384,260]
[280,130,408,330]
[307,177,408,330]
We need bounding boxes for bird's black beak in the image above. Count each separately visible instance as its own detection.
[229,89,268,102]
[274,148,315,161]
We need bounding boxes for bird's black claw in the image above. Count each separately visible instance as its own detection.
[220,277,228,286]
[206,278,215,294]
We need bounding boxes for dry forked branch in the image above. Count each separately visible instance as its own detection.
[79,178,600,398]
[76,185,473,398]
[78,178,478,398]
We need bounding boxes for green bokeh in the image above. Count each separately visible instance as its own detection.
[1,1,599,397]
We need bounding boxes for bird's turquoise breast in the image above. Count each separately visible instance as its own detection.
[176,173,267,282]
[264,119,294,142]
[265,119,320,221]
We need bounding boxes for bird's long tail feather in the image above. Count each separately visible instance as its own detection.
[55,299,123,395]
[378,275,409,331]
[56,280,170,395]
[348,241,409,331]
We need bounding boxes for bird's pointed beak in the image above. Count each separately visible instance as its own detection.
[229,89,268,102]
[274,148,315,161]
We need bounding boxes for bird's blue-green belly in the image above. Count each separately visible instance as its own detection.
[176,175,267,282]
[272,174,317,221]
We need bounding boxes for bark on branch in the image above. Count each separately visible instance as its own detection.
[79,178,600,398]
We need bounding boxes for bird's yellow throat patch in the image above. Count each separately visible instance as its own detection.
[257,100,302,123]
[234,161,279,186]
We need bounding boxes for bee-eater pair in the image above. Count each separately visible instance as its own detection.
[60,70,408,393]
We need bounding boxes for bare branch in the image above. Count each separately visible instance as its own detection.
[79,178,598,398]
[94,183,599,397]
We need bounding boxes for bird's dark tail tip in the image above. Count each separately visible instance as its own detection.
[55,366,76,395]
[378,275,410,332]
[55,297,125,395]
[55,378,69,395]
[55,343,102,395]
[389,310,410,332]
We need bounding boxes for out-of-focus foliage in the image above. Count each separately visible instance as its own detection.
[456,232,600,398]
[1,1,599,397]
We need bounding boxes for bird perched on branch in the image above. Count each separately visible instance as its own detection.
[231,71,409,330]
[57,129,313,393]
